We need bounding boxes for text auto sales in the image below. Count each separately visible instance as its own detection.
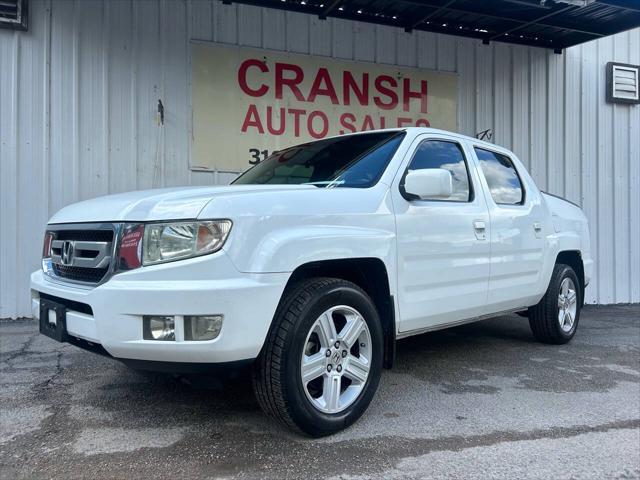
[238,59,432,138]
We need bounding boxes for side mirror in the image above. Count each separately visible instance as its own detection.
[403,168,453,200]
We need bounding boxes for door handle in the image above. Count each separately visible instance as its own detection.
[473,220,486,240]
[533,222,542,238]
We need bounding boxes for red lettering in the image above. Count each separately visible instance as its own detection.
[361,115,375,131]
[403,78,428,113]
[343,71,369,106]
[397,117,413,127]
[238,59,269,97]
[266,106,285,135]
[287,108,306,137]
[308,110,329,139]
[339,113,357,134]
[308,68,339,104]
[276,63,305,101]
[241,104,264,134]
[374,75,398,110]
[416,118,431,127]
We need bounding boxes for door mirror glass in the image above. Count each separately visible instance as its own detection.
[404,169,453,200]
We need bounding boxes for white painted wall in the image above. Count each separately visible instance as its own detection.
[1,0,638,318]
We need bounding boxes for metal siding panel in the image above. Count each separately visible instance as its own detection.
[436,34,456,72]
[309,16,331,57]
[580,42,599,303]
[353,21,375,62]
[564,46,581,206]
[16,0,47,317]
[612,32,631,303]
[475,43,493,141]
[238,4,262,48]
[629,29,640,303]
[493,43,512,148]
[596,35,615,304]
[529,48,547,190]
[77,0,108,199]
[49,0,78,212]
[332,19,354,60]
[456,37,475,136]
[161,0,190,187]
[190,0,213,42]
[286,11,310,54]
[134,0,163,190]
[512,46,530,168]
[262,8,286,51]
[213,1,237,45]
[397,30,416,67]
[416,31,437,71]
[0,30,19,318]
[547,51,564,196]
[375,24,396,65]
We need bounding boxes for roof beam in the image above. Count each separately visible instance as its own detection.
[596,0,640,13]
[405,0,457,32]
[488,5,577,40]
[396,0,605,38]
[319,0,343,19]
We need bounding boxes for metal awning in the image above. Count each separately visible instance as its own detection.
[228,0,640,52]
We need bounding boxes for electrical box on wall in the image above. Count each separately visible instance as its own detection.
[606,62,639,105]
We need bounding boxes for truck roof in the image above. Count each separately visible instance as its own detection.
[327,127,503,152]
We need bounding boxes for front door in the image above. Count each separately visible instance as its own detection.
[392,135,491,333]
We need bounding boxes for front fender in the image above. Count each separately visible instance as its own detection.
[224,222,396,274]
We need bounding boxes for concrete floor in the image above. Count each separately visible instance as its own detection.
[1,305,639,479]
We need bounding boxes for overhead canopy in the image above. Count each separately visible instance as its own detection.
[230,0,640,51]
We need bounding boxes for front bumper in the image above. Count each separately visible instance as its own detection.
[31,252,289,366]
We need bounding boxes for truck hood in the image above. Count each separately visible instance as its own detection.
[48,185,316,224]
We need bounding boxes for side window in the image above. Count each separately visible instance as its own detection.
[475,148,524,205]
[406,140,472,202]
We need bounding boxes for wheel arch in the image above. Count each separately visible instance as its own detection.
[280,258,396,369]
[555,250,585,307]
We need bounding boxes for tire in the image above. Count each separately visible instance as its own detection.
[528,263,582,344]
[252,277,384,437]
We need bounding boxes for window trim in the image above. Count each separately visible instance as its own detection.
[399,139,475,204]
[473,146,526,207]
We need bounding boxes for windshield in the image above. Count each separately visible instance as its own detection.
[232,131,405,188]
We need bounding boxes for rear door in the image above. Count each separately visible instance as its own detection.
[471,146,546,313]
[391,134,491,333]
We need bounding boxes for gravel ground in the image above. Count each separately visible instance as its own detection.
[1,305,638,479]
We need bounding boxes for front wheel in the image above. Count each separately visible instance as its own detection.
[528,263,582,344]
[252,277,383,436]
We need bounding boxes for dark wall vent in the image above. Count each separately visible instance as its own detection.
[0,0,28,31]
[607,62,640,105]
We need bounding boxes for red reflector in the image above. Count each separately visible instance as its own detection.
[118,224,144,270]
[43,232,54,257]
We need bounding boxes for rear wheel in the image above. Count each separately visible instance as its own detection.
[528,264,582,344]
[252,277,383,436]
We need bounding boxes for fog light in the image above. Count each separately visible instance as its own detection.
[185,315,223,341]
[144,316,175,341]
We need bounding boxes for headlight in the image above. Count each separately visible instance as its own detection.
[142,220,232,266]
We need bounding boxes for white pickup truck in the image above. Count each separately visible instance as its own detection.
[31,127,592,436]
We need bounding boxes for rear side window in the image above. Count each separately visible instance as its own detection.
[474,148,524,205]
[406,140,472,202]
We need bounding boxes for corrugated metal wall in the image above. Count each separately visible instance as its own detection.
[1,0,638,318]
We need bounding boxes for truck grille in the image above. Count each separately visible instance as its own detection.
[55,229,114,242]
[51,264,110,283]
[46,224,117,285]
